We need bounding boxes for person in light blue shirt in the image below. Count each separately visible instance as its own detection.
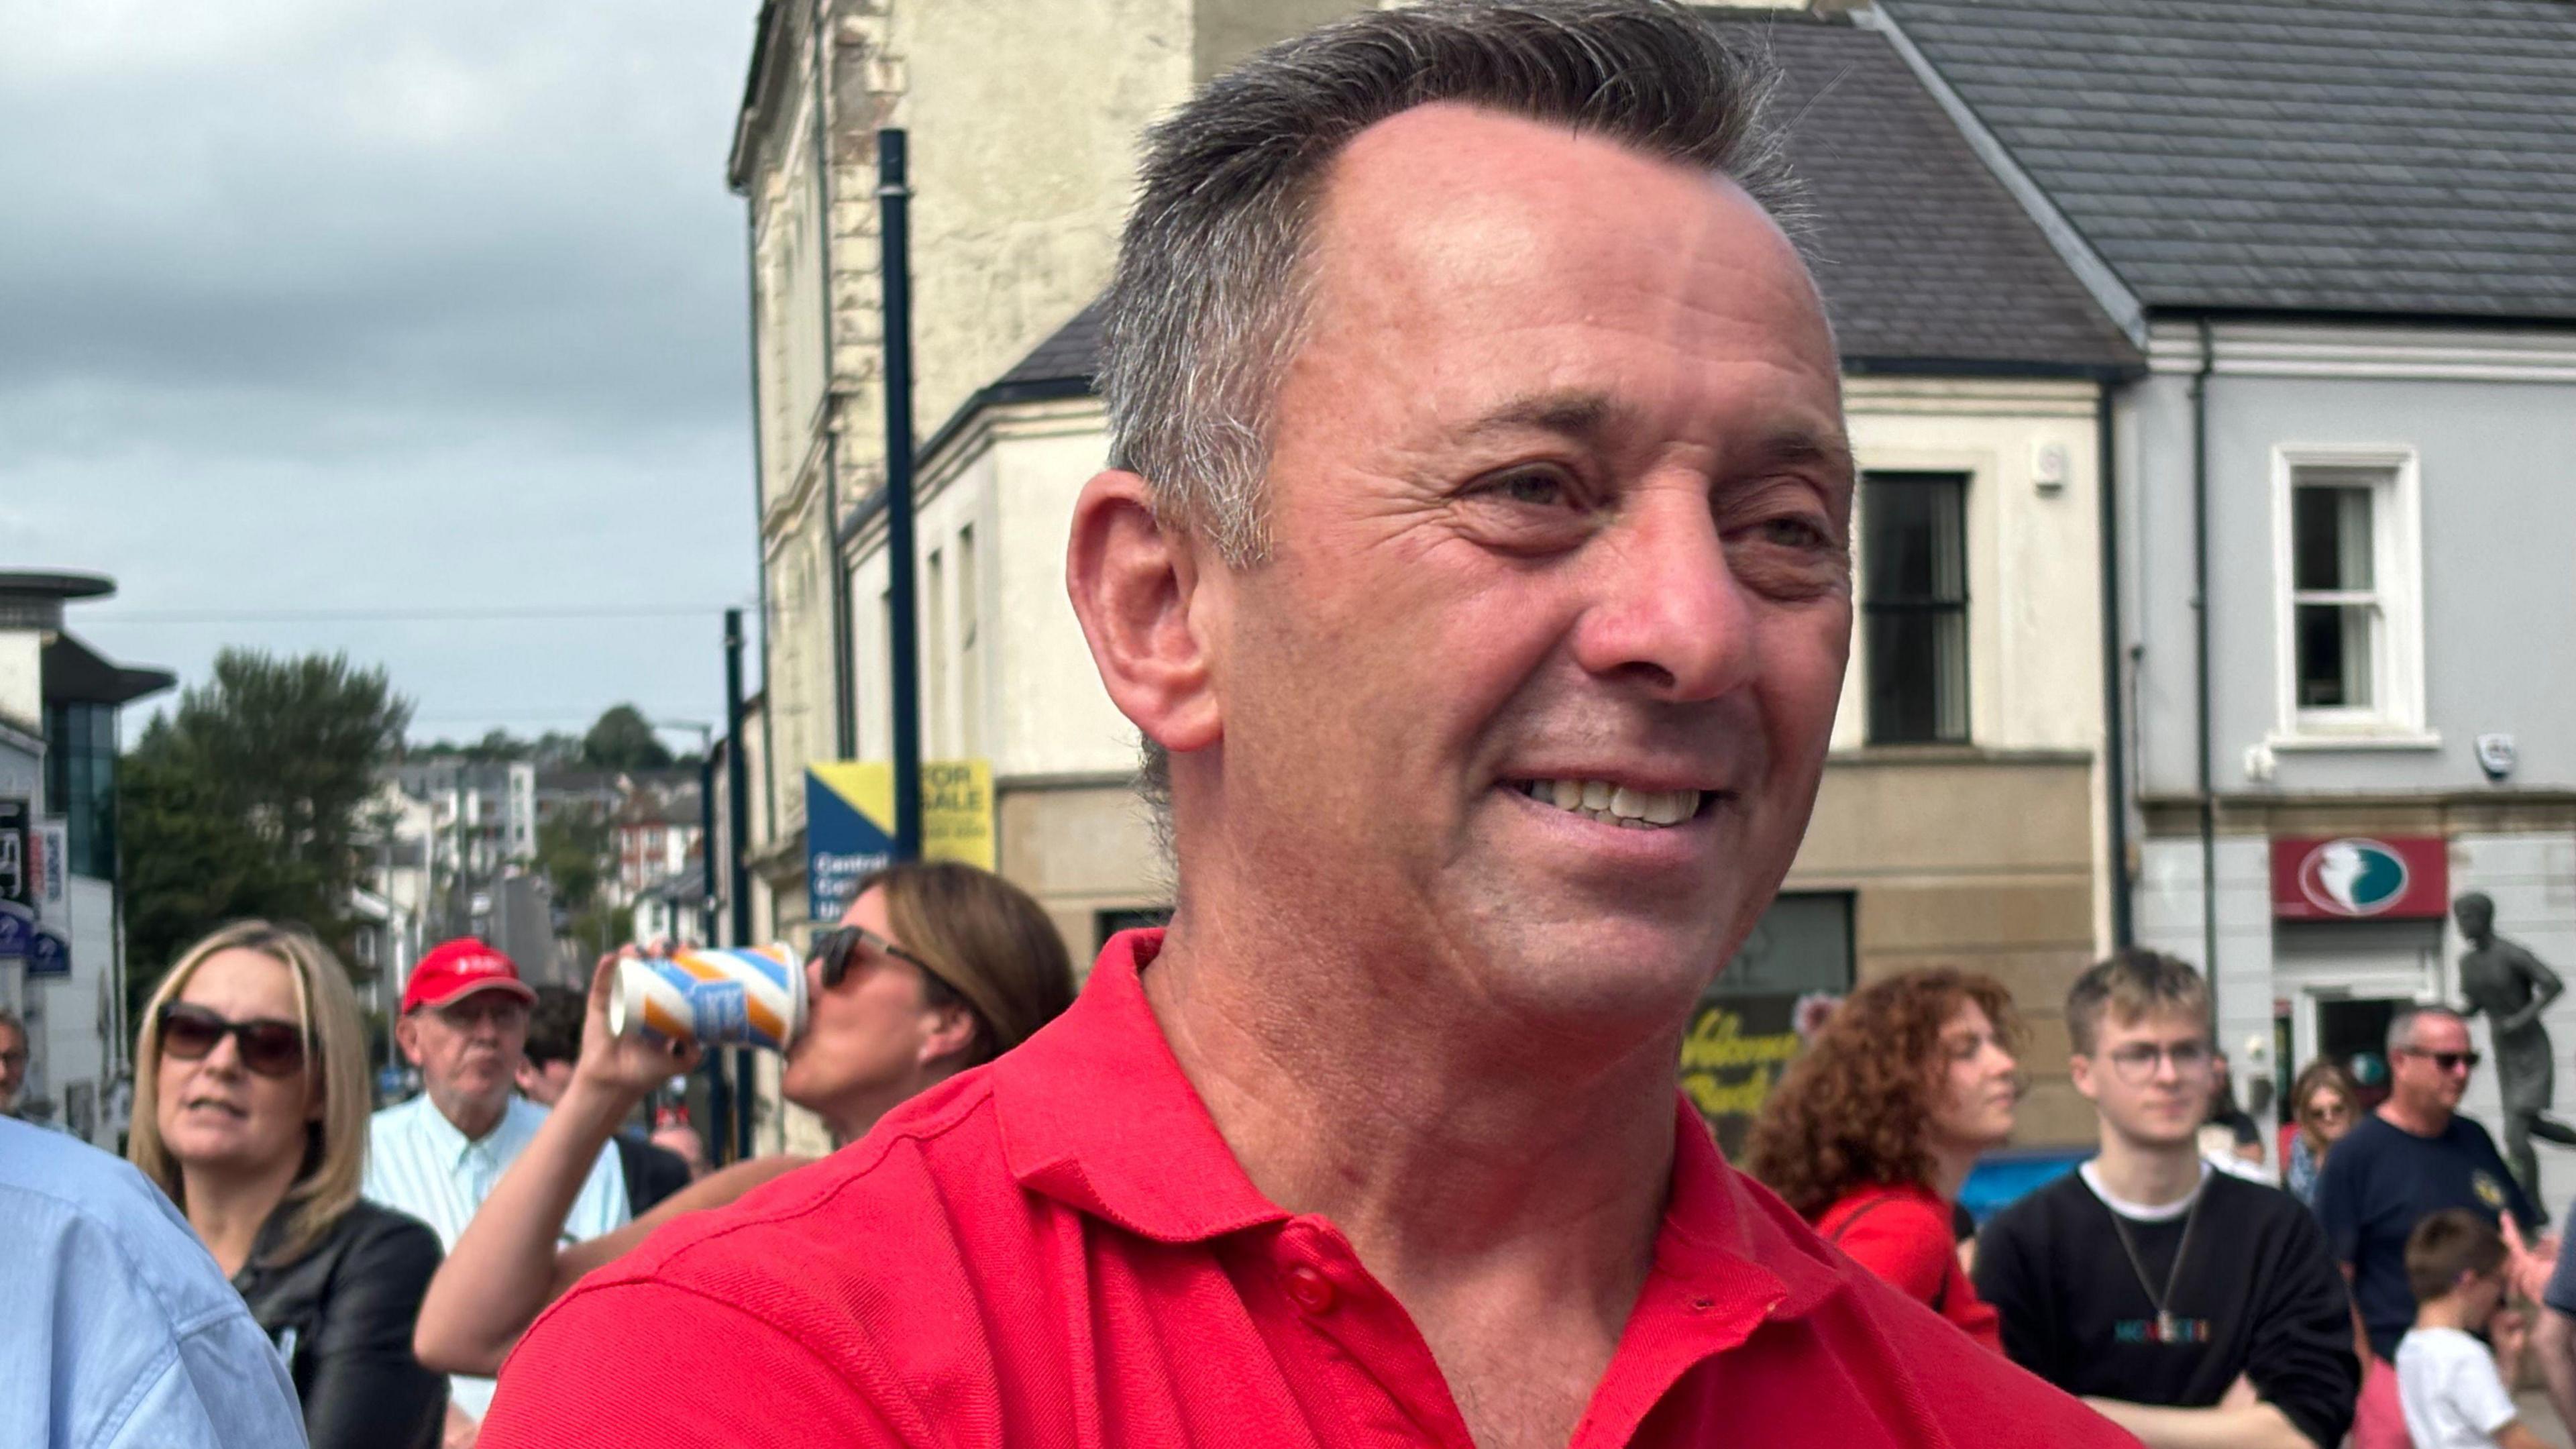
[363,938,627,1427]
[0,1114,309,1449]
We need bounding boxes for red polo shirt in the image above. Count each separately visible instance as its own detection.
[481,930,2133,1448]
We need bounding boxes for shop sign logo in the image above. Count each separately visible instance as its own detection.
[2296,839,2410,917]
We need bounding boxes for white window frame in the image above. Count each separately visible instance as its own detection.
[2268,444,2431,747]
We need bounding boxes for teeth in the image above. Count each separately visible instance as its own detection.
[1517,779,1705,829]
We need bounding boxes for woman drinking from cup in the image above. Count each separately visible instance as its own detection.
[414,859,1076,1376]
[131,920,447,1449]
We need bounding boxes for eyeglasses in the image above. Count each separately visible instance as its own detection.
[2398,1046,2481,1074]
[2303,1099,2353,1122]
[811,924,951,995]
[157,1002,308,1079]
[2100,1040,2213,1084]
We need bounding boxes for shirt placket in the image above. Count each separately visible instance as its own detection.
[1569,1265,1788,1448]
[1258,1218,1480,1449]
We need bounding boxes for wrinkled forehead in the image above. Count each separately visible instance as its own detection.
[1301,104,1841,416]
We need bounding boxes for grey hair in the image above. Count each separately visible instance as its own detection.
[1102,0,1805,814]
[2389,1004,2466,1058]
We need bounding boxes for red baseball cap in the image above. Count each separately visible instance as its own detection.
[402,938,538,1014]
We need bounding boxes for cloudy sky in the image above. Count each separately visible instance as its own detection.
[0,0,763,747]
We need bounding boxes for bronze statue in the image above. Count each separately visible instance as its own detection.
[2455,891,2576,1203]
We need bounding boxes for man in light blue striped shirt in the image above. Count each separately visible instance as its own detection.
[364,940,627,1429]
[2,1116,309,1448]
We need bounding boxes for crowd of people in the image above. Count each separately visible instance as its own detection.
[2,860,1075,1448]
[1736,949,2576,1449]
[7,2,2575,1446]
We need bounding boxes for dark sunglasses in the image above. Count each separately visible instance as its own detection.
[810,924,951,994]
[158,1002,308,1079]
[2400,1046,2481,1074]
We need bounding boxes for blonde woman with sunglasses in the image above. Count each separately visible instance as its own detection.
[131,920,448,1449]
[414,860,1075,1378]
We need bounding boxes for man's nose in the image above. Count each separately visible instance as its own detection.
[1569,488,1759,702]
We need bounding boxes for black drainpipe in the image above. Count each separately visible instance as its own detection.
[2191,319,2218,1008]
[2096,377,2134,948]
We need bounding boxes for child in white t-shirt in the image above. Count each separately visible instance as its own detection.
[2396,1210,2546,1449]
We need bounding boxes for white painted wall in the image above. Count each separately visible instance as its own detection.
[0,634,40,735]
[1839,376,2105,755]
[848,400,1131,785]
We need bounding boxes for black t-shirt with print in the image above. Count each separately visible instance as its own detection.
[1974,1168,2358,1448]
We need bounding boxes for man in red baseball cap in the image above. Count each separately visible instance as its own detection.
[364,940,629,1434]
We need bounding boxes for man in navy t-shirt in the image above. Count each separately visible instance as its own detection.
[2316,1006,2543,1360]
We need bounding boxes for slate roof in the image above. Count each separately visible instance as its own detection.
[1878,0,2576,321]
[969,11,2136,419]
[1736,11,2138,368]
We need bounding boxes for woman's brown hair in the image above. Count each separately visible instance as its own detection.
[856,860,1077,1066]
[1741,967,2020,1221]
[2290,1057,2362,1146]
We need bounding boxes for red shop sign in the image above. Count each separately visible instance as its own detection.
[2270,836,2451,920]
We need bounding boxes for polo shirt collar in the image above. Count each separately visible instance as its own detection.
[409,1089,515,1171]
[992,929,1288,1241]
[993,928,1851,1332]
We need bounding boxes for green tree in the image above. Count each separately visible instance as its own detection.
[120,649,411,1011]
[581,704,672,771]
[534,804,611,914]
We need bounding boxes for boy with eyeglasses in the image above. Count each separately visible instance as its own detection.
[2314,1006,2545,1366]
[1974,951,2358,1448]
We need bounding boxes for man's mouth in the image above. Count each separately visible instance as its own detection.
[1507,778,1709,830]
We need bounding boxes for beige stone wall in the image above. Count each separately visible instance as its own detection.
[1789,751,2102,1146]
[995,782,1169,975]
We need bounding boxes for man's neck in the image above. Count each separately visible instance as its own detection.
[1143,902,1680,1445]
[2379,1095,2451,1138]
[434,1090,508,1142]
[2090,1124,2204,1210]
[181,1155,304,1277]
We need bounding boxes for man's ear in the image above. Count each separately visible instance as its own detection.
[514,1060,544,1095]
[1065,469,1223,756]
[2069,1053,2098,1104]
[393,1014,425,1069]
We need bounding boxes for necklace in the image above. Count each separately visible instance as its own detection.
[2103,1179,2206,1344]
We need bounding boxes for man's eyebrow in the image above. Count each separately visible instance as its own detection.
[1457,390,1620,443]
[1741,427,1856,484]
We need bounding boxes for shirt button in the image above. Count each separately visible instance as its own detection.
[1283,1263,1338,1315]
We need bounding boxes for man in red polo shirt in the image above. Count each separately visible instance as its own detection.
[482,3,2134,1445]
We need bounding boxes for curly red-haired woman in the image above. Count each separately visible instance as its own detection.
[1743,968,2023,1352]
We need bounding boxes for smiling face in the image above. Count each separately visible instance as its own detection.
[1927,1002,2020,1154]
[1181,105,1850,1027]
[154,948,317,1178]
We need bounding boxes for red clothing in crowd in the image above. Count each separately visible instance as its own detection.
[480,931,2133,1448]
[1815,1183,2004,1352]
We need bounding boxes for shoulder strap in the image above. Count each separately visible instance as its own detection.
[1824,1191,1898,1244]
